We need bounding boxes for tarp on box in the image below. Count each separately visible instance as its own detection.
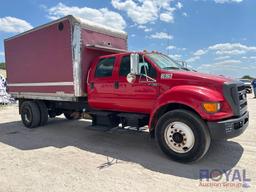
[0,75,14,104]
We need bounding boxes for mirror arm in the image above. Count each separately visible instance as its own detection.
[139,74,156,82]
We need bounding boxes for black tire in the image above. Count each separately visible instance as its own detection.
[155,109,211,163]
[64,112,75,120]
[36,101,48,126]
[20,101,41,128]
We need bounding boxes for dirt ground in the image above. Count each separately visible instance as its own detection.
[0,94,255,192]
[0,69,6,78]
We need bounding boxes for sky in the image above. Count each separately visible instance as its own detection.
[0,0,255,78]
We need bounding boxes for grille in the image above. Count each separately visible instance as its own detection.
[240,101,247,110]
[237,85,247,114]
[223,82,248,117]
[237,85,245,92]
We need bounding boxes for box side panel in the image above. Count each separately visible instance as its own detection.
[5,19,74,95]
[81,29,127,50]
[9,86,73,93]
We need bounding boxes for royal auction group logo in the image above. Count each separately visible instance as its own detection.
[199,169,251,188]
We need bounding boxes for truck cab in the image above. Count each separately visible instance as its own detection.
[87,52,159,113]
[87,52,249,162]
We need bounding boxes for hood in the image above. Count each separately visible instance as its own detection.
[165,70,234,85]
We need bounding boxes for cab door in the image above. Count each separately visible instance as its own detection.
[114,54,159,113]
[87,56,118,110]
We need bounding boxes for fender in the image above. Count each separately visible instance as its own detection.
[149,85,232,129]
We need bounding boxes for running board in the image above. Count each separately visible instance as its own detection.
[85,125,116,132]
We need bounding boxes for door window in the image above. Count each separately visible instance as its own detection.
[119,55,157,78]
[119,56,130,76]
[95,57,115,78]
[139,56,157,78]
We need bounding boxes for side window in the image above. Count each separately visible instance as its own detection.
[119,56,130,76]
[95,57,115,78]
[139,56,157,78]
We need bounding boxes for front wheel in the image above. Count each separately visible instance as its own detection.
[155,109,211,163]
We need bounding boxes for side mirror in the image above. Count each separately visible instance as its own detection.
[130,53,140,75]
[126,73,136,84]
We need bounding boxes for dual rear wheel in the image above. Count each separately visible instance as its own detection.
[20,101,74,128]
[20,101,48,128]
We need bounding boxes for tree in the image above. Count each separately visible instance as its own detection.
[0,62,6,69]
[241,75,254,80]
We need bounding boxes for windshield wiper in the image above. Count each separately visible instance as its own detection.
[181,67,190,71]
[162,67,180,70]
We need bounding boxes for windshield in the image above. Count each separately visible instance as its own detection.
[146,53,188,70]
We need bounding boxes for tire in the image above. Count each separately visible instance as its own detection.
[155,109,211,163]
[36,101,48,126]
[20,101,41,128]
[64,112,75,120]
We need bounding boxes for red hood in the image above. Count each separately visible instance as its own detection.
[169,70,233,84]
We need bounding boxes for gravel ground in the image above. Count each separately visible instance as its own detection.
[0,69,6,78]
[0,94,255,192]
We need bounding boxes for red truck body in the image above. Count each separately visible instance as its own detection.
[4,15,249,163]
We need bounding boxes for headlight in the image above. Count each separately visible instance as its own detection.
[202,102,221,113]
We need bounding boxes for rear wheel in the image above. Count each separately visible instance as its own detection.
[155,109,211,163]
[20,101,40,128]
[36,101,48,126]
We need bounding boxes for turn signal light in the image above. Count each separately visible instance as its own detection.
[202,102,221,113]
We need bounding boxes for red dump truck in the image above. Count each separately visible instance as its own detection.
[4,15,249,162]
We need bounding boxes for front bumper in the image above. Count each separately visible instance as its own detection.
[207,111,249,140]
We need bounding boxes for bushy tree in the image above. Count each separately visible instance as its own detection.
[0,62,6,69]
[241,75,254,80]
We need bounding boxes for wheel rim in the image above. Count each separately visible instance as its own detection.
[164,121,195,153]
[23,108,32,124]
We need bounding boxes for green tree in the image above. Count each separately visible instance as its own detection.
[0,62,6,69]
[241,75,254,80]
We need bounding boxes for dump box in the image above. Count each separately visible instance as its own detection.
[4,15,128,101]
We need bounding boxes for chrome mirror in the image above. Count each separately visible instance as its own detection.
[126,73,136,84]
[130,53,140,75]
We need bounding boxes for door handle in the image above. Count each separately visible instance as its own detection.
[148,83,158,87]
[90,82,94,89]
[114,81,119,89]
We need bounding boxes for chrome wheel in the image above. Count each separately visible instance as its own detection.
[164,121,195,153]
